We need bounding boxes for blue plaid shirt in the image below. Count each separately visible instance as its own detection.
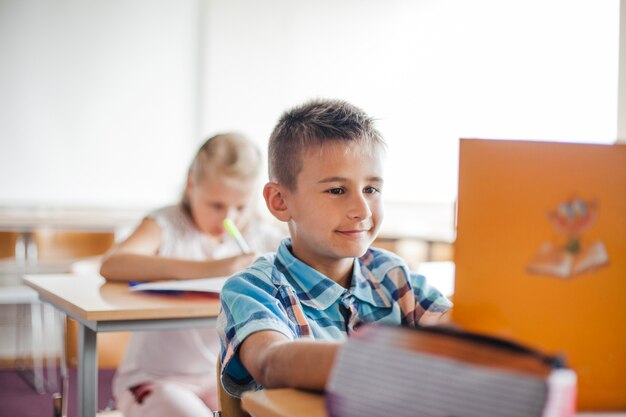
[217,238,452,397]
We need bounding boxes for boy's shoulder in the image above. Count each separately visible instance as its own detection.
[223,245,412,300]
[233,245,409,283]
[223,252,284,293]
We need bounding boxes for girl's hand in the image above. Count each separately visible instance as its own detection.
[208,252,258,276]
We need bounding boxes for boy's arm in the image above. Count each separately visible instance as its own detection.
[239,330,340,391]
[100,218,257,281]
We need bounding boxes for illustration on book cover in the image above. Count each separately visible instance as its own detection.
[526,197,609,278]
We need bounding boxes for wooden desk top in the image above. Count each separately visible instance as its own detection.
[241,388,626,417]
[22,274,221,322]
[242,388,326,417]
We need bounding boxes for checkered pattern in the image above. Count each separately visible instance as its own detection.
[217,238,452,397]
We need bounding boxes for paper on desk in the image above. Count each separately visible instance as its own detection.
[129,277,229,294]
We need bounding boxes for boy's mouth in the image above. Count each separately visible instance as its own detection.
[336,221,374,237]
[336,227,371,237]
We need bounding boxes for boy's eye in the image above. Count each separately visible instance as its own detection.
[364,186,380,194]
[327,187,345,195]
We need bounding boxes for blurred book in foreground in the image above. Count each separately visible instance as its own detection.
[326,324,576,417]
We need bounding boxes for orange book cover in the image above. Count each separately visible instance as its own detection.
[453,138,626,411]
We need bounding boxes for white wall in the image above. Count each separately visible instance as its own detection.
[0,0,620,211]
[0,0,202,209]
[201,0,619,206]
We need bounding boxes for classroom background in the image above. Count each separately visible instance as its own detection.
[1,1,625,416]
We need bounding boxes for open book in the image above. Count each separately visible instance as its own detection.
[326,324,577,417]
[129,277,229,294]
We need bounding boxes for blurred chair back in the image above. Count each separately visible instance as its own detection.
[34,230,115,260]
[0,232,18,259]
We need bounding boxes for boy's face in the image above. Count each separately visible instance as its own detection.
[281,141,384,278]
[186,175,256,238]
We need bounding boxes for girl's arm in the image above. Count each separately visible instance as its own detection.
[239,330,340,391]
[99,218,257,282]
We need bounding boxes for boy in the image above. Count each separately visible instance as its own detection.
[217,98,452,397]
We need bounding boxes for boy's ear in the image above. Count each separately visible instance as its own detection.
[263,182,290,222]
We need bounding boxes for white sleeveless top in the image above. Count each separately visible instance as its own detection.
[113,205,286,398]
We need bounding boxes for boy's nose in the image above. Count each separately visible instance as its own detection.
[347,194,372,220]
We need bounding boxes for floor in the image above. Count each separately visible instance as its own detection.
[0,367,116,417]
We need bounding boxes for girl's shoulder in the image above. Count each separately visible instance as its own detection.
[147,205,198,238]
[148,204,183,220]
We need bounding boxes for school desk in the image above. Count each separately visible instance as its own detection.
[241,388,626,417]
[22,273,221,417]
[241,388,327,417]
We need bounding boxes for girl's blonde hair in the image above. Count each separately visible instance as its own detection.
[182,133,261,208]
[188,132,261,183]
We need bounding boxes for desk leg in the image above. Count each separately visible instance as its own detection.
[29,301,45,393]
[57,311,69,417]
[77,324,97,417]
[14,231,48,393]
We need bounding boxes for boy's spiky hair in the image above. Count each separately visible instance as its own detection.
[268,98,385,190]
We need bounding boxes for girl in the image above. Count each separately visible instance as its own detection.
[100,133,285,417]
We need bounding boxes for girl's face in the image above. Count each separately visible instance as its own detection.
[186,174,257,238]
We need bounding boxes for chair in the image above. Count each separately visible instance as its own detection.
[34,230,115,261]
[0,231,18,259]
[216,360,251,417]
[0,231,43,390]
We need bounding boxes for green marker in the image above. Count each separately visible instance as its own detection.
[223,218,251,253]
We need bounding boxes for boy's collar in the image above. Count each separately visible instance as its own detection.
[350,259,392,308]
[277,239,344,310]
[276,239,391,310]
